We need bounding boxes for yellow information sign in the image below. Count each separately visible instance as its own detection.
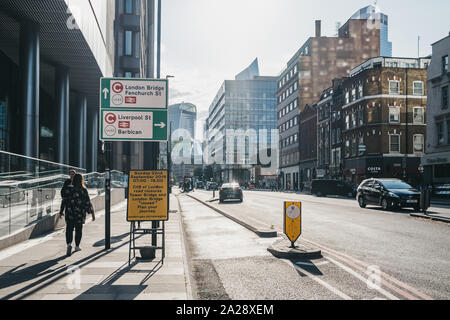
[284,202,302,244]
[127,170,168,221]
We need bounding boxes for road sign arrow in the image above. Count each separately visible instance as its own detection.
[155,122,166,129]
[103,88,109,99]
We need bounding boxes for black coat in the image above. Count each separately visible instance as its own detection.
[62,186,93,224]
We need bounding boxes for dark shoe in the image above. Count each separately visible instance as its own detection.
[66,246,72,257]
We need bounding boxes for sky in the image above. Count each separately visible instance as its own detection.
[160,0,450,140]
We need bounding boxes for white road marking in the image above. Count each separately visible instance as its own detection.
[281,259,352,300]
[325,256,399,300]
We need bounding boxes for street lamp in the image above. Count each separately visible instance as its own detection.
[166,75,174,192]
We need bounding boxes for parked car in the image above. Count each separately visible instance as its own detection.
[219,183,243,203]
[206,182,218,191]
[0,181,26,207]
[196,181,205,189]
[357,179,421,211]
[311,180,356,198]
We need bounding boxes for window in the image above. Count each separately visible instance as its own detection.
[345,115,350,129]
[124,71,133,78]
[294,81,298,91]
[351,88,356,102]
[389,106,400,123]
[345,140,350,158]
[294,65,298,73]
[413,134,424,153]
[358,109,364,126]
[437,123,444,145]
[345,91,350,104]
[413,81,424,96]
[358,136,364,155]
[124,0,134,14]
[358,84,363,98]
[413,107,424,124]
[294,116,297,126]
[294,99,298,108]
[389,81,400,95]
[443,55,449,74]
[390,134,400,153]
[351,137,357,156]
[443,86,449,109]
[124,30,133,56]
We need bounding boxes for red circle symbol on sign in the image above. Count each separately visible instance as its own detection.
[112,82,123,93]
[105,113,117,124]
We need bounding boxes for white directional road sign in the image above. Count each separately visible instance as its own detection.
[99,77,168,142]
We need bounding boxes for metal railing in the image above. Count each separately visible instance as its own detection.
[0,151,128,238]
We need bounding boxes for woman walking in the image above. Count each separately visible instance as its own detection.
[60,173,95,257]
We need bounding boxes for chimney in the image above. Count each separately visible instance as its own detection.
[315,20,321,37]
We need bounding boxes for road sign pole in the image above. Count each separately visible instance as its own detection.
[105,141,111,250]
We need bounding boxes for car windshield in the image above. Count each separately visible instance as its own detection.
[222,183,239,188]
[381,181,413,190]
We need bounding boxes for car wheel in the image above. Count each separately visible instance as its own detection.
[239,197,243,203]
[381,198,390,211]
[317,192,323,197]
[358,196,366,208]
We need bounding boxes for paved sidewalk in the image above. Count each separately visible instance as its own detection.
[0,195,192,300]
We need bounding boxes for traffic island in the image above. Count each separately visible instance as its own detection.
[267,239,322,260]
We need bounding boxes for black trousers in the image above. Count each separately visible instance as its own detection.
[66,220,83,247]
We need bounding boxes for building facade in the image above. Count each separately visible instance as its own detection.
[278,5,389,190]
[298,104,317,191]
[111,0,156,172]
[423,34,450,197]
[318,57,430,186]
[205,59,278,184]
[0,0,116,172]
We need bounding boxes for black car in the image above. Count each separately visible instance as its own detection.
[311,180,356,198]
[219,183,243,203]
[357,179,421,211]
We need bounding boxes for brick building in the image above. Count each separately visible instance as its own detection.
[278,5,390,190]
[299,104,317,191]
[318,57,431,186]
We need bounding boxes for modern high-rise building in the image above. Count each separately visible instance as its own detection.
[111,0,157,172]
[0,0,116,172]
[277,5,389,190]
[169,102,197,142]
[349,4,392,57]
[0,0,158,173]
[205,59,278,184]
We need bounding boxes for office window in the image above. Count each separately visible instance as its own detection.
[351,88,356,102]
[437,123,444,145]
[358,84,363,98]
[351,137,357,156]
[389,80,400,95]
[389,107,400,123]
[413,107,424,124]
[358,136,364,155]
[413,81,424,96]
[124,71,133,78]
[345,91,350,104]
[413,134,424,153]
[345,115,350,130]
[443,86,449,109]
[124,30,133,56]
[124,0,134,14]
[345,140,350,158]
[294,81,298,91]
[294,65,298,73]
[294,116,297,126]
[390,134,400,153]
[294,99,298,108]
[443,55,449,74]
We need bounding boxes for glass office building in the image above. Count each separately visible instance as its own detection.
[169,103,197,142]
[205,59,278,184]
[350,4,392,57]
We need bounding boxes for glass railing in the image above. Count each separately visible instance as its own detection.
[0,151,128,239]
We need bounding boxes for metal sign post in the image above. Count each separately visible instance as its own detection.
[284,202,302,248]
